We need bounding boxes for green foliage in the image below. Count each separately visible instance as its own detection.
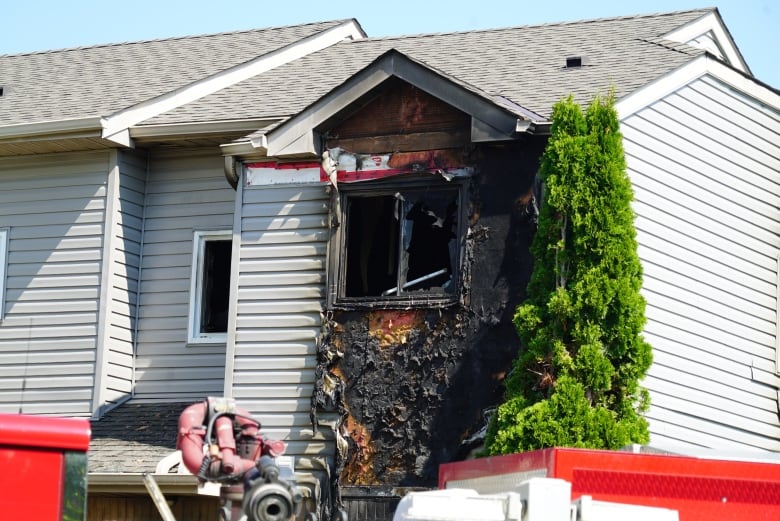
[484,93,652,454]
[62,452,87,521]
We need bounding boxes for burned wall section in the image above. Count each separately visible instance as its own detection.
[307,77,547,502]
[314,138,546,489]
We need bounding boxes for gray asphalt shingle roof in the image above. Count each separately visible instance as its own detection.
[0,20,350,126]
[144,9,708,125]
[88,401,187,473]
[1,10,711,130]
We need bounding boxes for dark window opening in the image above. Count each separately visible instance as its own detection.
[200,239,231,333]
[342,185,460,300]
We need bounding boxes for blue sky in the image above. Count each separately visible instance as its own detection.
[2,1,777,88]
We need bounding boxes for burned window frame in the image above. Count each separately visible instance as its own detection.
[327,175,467,309]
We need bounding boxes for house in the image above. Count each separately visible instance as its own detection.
[1,7,779,520]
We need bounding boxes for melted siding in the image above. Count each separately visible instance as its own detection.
[622,75,780,451]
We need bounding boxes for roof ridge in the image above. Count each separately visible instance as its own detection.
[0,18,352,58]
[354,7,715,42]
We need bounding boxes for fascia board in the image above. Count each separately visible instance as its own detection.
[221,141,262,157]
[0,116,104,140]
[129,118,282,139]
[616,55,707,119]
[101,20,365,142]
[702,58,780,109]
[221,132,270,159]
[266,51,525,157]
[664,12,750,74]
[616,55,780,121]
[88,473,200,495]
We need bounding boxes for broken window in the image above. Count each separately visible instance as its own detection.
[188,230,232,344]
[332,178,463,306]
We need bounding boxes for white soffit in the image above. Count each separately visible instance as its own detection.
[101,20,365,144]
[616,55,780,121]
[663,11,750,75]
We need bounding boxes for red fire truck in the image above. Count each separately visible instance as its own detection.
[0,413,91,520]
[438,447,780,521]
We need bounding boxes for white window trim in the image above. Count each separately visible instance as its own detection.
[188,230,231,345]
[0,229,7,322]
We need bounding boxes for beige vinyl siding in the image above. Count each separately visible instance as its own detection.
[0,151,111,416]
[621,75,780,451]
[133,149,233,400]
[230,182,331,467]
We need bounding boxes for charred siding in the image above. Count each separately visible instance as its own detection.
[316,139,545,487]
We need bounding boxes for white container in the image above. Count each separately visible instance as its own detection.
[393,488,523,521]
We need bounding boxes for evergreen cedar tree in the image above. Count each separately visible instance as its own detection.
[484,94,653,453]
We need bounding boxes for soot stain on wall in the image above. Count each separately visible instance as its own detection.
[312,139,546,491]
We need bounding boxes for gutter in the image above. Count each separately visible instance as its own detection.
[88,472,204,496]
[518,119,552,135]
[129,119,281,141]
[0,116,104,140]
[221,128,274,188]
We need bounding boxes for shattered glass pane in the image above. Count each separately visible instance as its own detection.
[402,189,458,293]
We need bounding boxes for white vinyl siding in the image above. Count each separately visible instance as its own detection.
[0,228,7,321]
[132,149,233,400]
[0,151,111,416]
[230,182,330,467]
[621,75,780,451]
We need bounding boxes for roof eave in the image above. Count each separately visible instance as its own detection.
[0,116,105,141]
[101,19,366,141]
[88,472,206,496]
[130,118,283,142]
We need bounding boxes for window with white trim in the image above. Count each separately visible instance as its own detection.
[0,229,7,321]
[188,230,232,344]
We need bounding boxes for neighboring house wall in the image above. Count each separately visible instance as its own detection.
[622,75,780,451]
[133,148,233,400]
[229,180,330,465]
[0,151,111,416]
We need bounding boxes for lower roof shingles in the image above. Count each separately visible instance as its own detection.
[88,401,189,474]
